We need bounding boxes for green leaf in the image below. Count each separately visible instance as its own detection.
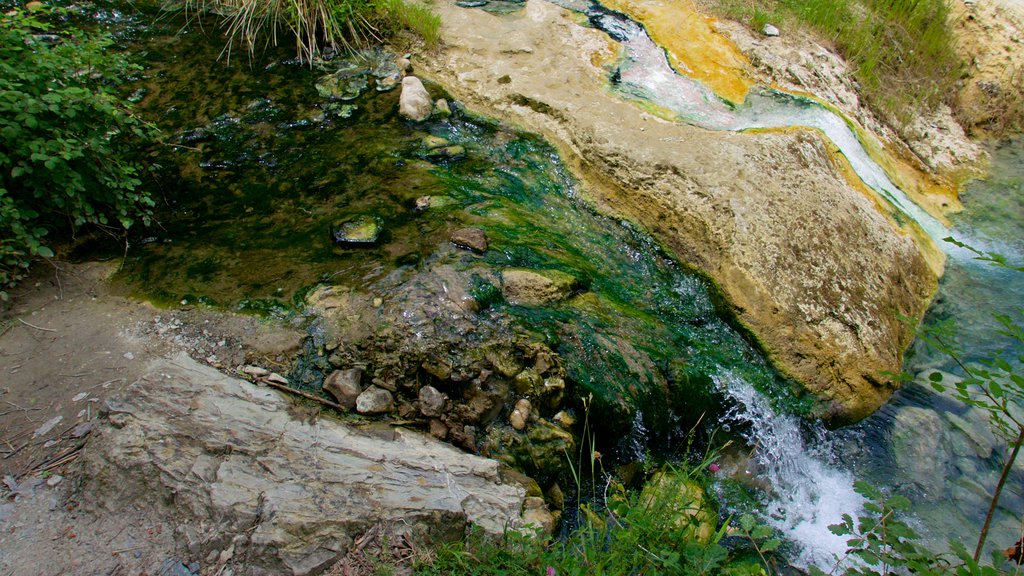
[35,246,54,258]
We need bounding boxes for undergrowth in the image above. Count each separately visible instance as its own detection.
[182,0,441,62]
[709,0,962,130]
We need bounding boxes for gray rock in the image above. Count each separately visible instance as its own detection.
[891,406,949,499]
[83,354,530,575]
[501,269,576,306]
[419,385,448,418]
[323,368,364,409]
[762,24,780,37]
[451,228,489,253]
[399,76,433,121]
[356,386,395,415]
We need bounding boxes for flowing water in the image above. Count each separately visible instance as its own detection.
[67,0,1024,567]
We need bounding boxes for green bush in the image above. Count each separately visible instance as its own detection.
[0,5,157,300]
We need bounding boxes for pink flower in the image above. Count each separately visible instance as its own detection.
[546,567,556,576]
[708,463,721,473]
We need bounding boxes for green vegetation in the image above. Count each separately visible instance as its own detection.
[0,5,157,301]
[183,0,441,62]
[711,0,961,128]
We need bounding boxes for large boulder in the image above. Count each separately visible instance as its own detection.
[78,354,531,575]
[420,0,939,422]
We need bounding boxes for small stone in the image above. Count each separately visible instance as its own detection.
[372,297,383,307]
[428,418,448,439]
[424,145,466,161]
[124,352,135,360]
[397,57,412,73]
[510,398,531,431]
[487,348,523,378]
[542,377,565,407]
[762,23,780,37]
[545,483,565,510]
[46,474,63,487]
[423,135,451,149]
[552,410,575,429]
[356,386,394,415]
[399,76,433,121]
[414,196,432,212]
[71,421,94,438]
[434,98,452,118]
[242,365,269,377]
[72,392,89,402]
[451,228,489,253]
[521,497,555,535]
[419,385,448,418]
[332,216,382,245]
[323,368,364,409]
[266,372,289,385]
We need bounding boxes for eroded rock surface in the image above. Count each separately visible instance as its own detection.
[421,0,938,421]
[78,353,530,575]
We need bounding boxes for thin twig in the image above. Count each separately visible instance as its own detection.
[17,318,56,333]
[261,379,346,412]
[111,544,148,555]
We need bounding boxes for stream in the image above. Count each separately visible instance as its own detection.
[63,0,1024,569]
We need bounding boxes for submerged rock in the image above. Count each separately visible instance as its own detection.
[81,354,531,575]
[434,98,452,118]
[501,269,577,306]
[332,216,382,245]
[399,76,433,121]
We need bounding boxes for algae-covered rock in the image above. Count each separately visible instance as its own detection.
[332,216,382,245]
[316,72,369,101]
[482,420,575,480]
[501,269,577,306]
[639,470,717,543]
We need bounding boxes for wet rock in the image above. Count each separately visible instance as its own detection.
[541,376,565,408]
[316,72,369,101]
[944,409,996,459]
[640,470,717,543]
[545,483,565,511]
[501,269,576,306]
[399,76,433,121]
[521,497,555,535]
[356,386,394,415]
[456,0,488,6]
[482,420,574,479]
[332,216,382,245]
[425,145,466,161]
[397,57,412,73]
[891,406,950,499]
[434,98,452,118]
[510,398,531,431]
[419,385,448,418]
[422,358,453,380]
[761,23,780,37]
[451,228,489,253]
[376,74,401,92]
[323,368,364,409]
[82,354,530,575]
[552,410,574,429]
[487,347,523,377]
[514,369,543,396]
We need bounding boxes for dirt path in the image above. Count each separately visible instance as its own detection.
[0,262,305,575]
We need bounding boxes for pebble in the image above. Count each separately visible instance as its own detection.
[762,23,780,37]
[266,373,289,385]
[46,474,63,487]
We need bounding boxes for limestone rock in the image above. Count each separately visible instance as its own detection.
[421,2,940,421]
[451,228,489,253]
[81,354,530,575]
[323,368,364,409]
[761,23,780,37]
[501,269,577,306]
[419,385,448,418]
[399,76,433,121]
[521,497,555,535]
[356,386,394,415]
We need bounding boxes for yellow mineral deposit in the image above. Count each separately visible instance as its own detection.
[599,0,752,105]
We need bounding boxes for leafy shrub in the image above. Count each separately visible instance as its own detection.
[0,5,157,300]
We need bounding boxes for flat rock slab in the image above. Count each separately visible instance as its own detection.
[79,353,528,575]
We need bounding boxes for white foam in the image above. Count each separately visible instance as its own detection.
[715,371,863,569]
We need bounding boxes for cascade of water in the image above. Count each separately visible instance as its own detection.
[715,371,864,570]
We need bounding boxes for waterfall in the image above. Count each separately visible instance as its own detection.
[715,371,863,569]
